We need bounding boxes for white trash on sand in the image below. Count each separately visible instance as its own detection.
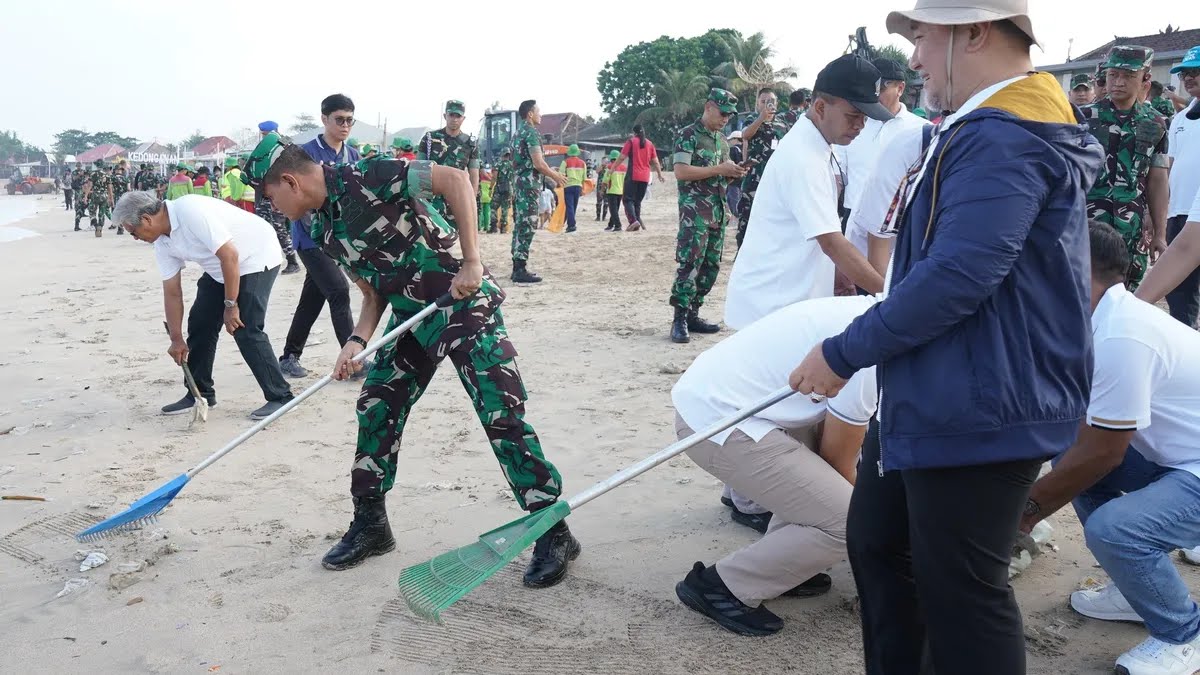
[55,578,89,598]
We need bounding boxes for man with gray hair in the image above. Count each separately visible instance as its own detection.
[113,191,293,421]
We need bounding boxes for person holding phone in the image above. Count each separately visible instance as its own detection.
[736,88,791,248]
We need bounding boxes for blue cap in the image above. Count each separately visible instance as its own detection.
[258,120,279,132]
[1171,46,1200,74]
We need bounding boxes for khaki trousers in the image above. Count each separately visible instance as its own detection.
[676,412,852,606]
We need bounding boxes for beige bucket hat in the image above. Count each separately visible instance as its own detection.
[886,0,1040,48]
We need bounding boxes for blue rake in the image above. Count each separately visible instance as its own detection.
[77,293,457,543]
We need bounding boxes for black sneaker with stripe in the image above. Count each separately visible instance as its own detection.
[675,561,784,637]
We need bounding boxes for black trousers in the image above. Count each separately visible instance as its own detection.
[187,266,291,403]
[607,194,623,229]
[63,189,73,209]
[283,248,354,359]
[847,419,1041,675]
[1165,214,1200,329]
[623,180,649,224]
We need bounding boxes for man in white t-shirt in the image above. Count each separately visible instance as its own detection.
[113,191,293,421]
[672,295,877,636]
[1163,47,1200,328]
[724,55,887,330]
[834,58,930,242]
[1021,222,1200,674]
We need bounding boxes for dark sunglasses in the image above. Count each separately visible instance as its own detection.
[329,115,355,127]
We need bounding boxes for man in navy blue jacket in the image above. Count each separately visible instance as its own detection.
[787,2,1104,672]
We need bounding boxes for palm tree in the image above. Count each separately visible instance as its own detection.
[713,32,798,104]
[635,69,711,133]
[870,44,916,80]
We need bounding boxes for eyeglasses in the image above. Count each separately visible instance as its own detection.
[1181,69,1200,78]
[329,115,355,127]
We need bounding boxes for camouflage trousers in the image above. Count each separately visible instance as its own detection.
[595,183,608,220]
[89,198,111,228]
[352,303,562,510]
[256,199,293,257]
[1095,210,1152,289]
[74,193,89,225]
[492,190,511,232]
[736,175,762,248]
[511,179,539,263]
[670,219,725,310]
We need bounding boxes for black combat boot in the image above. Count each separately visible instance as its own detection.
[74,218,81,232]
[671,307,690,344]
[523,520,581,588]
[511,261,543,283]
[321,495,396,571]
[282,253,301,275]
[687,309,721,334]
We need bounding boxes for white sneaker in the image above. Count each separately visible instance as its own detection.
[1115,635,1200,675]
[1180,547,1200,566]
[1070,585,1145,623]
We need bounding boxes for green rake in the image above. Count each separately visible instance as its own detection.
[77,293,458,542]
[397,385,798,622]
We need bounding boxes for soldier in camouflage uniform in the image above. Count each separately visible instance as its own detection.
[71,167,88,231]
[110,163,130,235]
[242,133,580,584]
[254,120,300,274]
[1070,73,1095,107]
[1149,81,1176,120]
[418,100,481,228]
[736,88,791,248]
[778,88,811,130]
[511,99,568,283]
[491,148,514,234]
[669,89,747,344]
[1081,46,1171,289]
[88,159,114,236]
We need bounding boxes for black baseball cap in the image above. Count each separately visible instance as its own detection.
[872,58,908,83]
[814,54,893,122]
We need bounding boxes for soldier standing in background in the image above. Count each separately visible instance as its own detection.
[1095,63,1108,100]
[669,88,746,344]
[1070,73,1095,106]
[778,88,811,129]
[1149,81,1176,119]
[736,88,790,248]
[511,100,567,283]
[62,168,74,211]
[418,100,481,224]
[88,159,114,236]
[110,163,129,235]
[594,151,609,222]
[255,120,300,275]
[71,167,88,231]
[391,137,416,160]
[491,148,514,233]
[1081,46,1171,289]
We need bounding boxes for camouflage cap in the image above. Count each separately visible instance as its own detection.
[708,88,738,114]
[241,132,287,188]
[1102,45,1154,72]
[445,99,465,115]
[1070,73,1093,89]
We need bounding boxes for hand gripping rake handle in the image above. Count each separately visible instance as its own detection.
[567,385,796,510]
[186,292,457,478]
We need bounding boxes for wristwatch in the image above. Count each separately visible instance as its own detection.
[1023,498,1042,518]
[223,299,237,309]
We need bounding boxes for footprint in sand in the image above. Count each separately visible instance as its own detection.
[251,602,291,623]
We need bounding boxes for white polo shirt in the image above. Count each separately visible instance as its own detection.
[1169,99,1200,218]
[673,295,878,446]
[1087,283,1200,477]
[834,104,929,217]
[154,195,283,284]
[724,117,841,330]
[844,124,927,256]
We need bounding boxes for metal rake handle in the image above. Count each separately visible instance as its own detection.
[567,385,796,510]
[186,292,457,478]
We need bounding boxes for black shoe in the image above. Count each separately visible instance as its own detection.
[782,573,832,598]
[612,224,622,232]
[523,520,581,588]
[671,307,689,344]
[603,224,614,231]
[730,507,772,534]
[565,226,576,233]
[675,562,784,636]
[687,310,721,334]
[74,225,81,231]
[511,262,543,284]
[720,495,734,508]
[281,260,301,275]
[322,496,396,570]
[278,354,308,378]
[250,396,293,421]
[161,393,217,416]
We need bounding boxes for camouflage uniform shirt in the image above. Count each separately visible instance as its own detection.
[89,169,111,203]
[739,112,790,196]
[513,121,541,184]
[672,119,731,227]
[417,129,480,171]
[1081,98,1169,283]
[493,158,515,194]
[778,108,803,133]
[311,158,505,351]
[111,173,130,202]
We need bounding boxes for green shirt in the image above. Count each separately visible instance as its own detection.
[513,121,542,184]
[417,129,480,171]
[672,119,731,209]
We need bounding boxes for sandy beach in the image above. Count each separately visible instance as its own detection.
[2,186,1198,674]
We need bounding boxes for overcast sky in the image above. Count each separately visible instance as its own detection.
[3,0,1184,150]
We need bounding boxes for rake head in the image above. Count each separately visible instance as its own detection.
[397,500,571,622]
[76,474,189,543]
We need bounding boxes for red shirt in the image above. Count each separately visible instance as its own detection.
[621,137,657,183]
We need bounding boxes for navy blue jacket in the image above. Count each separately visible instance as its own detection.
[822,74,1105,472]
[292,135,360,250]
